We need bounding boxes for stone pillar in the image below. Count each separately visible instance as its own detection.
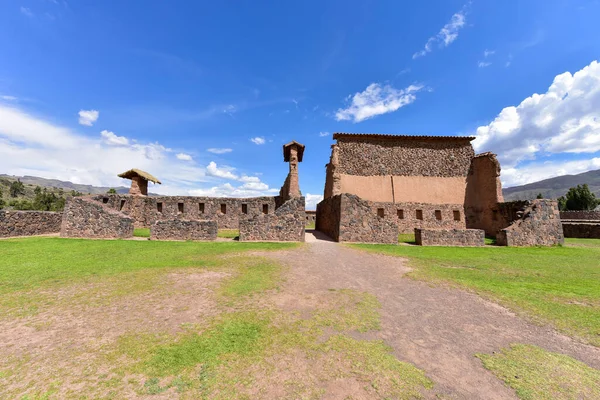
[129,176,148,196]
[286,146,301,198]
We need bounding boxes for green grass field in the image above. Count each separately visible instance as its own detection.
[352,238,600,346]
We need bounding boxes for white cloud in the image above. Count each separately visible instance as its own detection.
[206,161,238,180]
[474,60,600,169]
[305,193,323,210]
[319,131,330,137]
[502,158,600,187]
[100,130,129,146]
[78,109,99,126]
[478,61,492,68]
[335,83,423,123]
[1,95,17,101]
[20,7,33,17]
[189,182,278,198]
[478,49,495,67]
[239,175,261,183]
[176,153,193,161]
[483,49,495,58]
[207,148,233,154]
[250,137,265,145]
[413,5,468,59]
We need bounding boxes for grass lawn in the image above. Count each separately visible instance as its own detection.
[133,227,150,238]
[305,222,315,230]
[0,237,432,399]
[217,229,239,239]
[352,238,600,346]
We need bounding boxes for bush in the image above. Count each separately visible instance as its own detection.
[9,180,25,198]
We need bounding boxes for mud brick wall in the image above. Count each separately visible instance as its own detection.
[368,202,466,234]
[562,222,600,238]
[415,228,485,247]
[337,194,398,244]
[560,211,600,221]
[61,196,134,239]
[496,200,564,246]
[94,194,278,228]
[239,197,305,242]
[305,210,316,226]
[0,210,62,237]
[335,136,474,177]
[150,219,217,241]
[316,195,342,241]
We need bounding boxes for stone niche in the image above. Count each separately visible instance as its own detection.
[150,219,218,241]
[415,228,485,247]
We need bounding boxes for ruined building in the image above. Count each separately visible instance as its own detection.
[316,133,563,246]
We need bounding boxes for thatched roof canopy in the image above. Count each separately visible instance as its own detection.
[283,141,305,162]
[117,168,162,184]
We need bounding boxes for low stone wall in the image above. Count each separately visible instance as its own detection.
[150,219,218,241]
[415,228,485,247]
[560,210,600,220]
[239,197,305,242]
[305,210,316,226]
[316,195,342,241]
[338,194,398,244]
[0,210,62,237]
[369,201,466,234]
[496,200,564,246]
[562,222,600,238]
[61,196,134,239]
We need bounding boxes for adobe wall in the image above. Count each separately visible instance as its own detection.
[560,211,600,220]
[151,219,217,241]
[335,136,474,177]
[496,200,564,246]
[94,194,278,228]
[415,228,485,247]
[0,210,62,238]
[239,197,305,242]
[316,195,342,241]
[562,222,600,238]
[464,153,504,236]
[61,196,134,239]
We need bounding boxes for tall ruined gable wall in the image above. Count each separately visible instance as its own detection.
[335,137,475,177]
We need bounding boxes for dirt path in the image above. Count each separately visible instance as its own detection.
[267,231,600,400]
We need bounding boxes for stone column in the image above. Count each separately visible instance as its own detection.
[129,176,148,196]
[286,146,301,198]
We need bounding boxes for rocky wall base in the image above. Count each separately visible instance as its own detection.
[239,197,305,242]
[496,200,564,246]
[60,197,134,239]
[415,228,485,247]
[0,210,62,237]
[150,219,217,241]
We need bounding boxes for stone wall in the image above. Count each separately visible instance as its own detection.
[316,195,342,241]
[464,153,504,236]
[305,210,316,226]
[415,228,485,247]
[0,210,62,238]
[560,211,600,220]
[94,194,278,228]
[61,196,134,239]
[562,222,600,238]
[239,197,305,242]
[367,201,466,233]
[337,194,398,244]
[496,200,564,246]
[150,219,217,241]
[334,135,475,177]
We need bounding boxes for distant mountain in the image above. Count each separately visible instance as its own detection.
[0,174,130,196]
[503,169,600,201]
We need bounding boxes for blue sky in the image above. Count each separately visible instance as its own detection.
[1,0,600,209]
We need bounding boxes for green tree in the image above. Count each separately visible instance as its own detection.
[536,193,544,199]
[557,184,599,211]
[34,186,42,196]
[107,188,117,194]
[0,188,5,210]
[9,179,25,198]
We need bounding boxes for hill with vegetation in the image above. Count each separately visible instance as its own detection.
[503,169,600,201]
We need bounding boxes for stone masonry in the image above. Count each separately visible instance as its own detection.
[0,210,62,238]
[61,196,134,239]
[496,200,564,246]
[151,219,217,241]
[562,222,600,238]
[560,210,600,220]
[415,228,485,247]
[239,196,306,242]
